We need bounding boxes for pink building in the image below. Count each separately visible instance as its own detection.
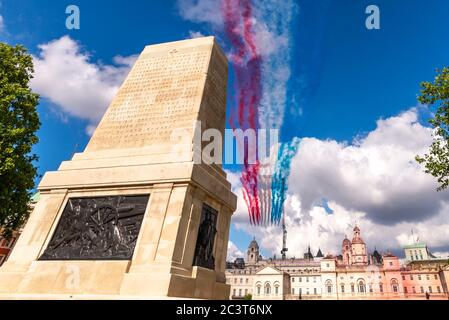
[321,226,449,300]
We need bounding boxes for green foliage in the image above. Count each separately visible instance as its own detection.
[243,293,252,300]
[0,42,40,237]
[416,67,449,191]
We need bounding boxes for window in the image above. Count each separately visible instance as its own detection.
[299,277,302,282]
[391,279,399,293]
[233,289,236,296]
[410,275,414,280]
[389,262,393,266]
[325,280,332,294]
[239,289,242,296]
[404,287,408,294]
[245,289,248,295]
[402,275,405,280]
[257,285,261,295]
[275,285,279,295]
[434,275,438,280]
[437,286,441,293]
[418,275,422,280]
[341,285,345,293]
[292,288,295,295]
[412,287,416,294]
[351,284,355,293]
[428,286,432,294]
[314,288,317,295]
[292,277,295,283]
[265,283,271,295]
[246,278,249,284]
[306,277,309,282]
[240,278,243,284]
[358,280,366,293]
[379,283,384,293]
[420,286,424,293]
[6,238,15,248]
[234,278,237,284]
[426,275,430,281]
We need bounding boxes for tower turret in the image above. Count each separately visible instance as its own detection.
[247,237,260,264]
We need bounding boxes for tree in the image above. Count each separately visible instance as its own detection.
[0,42,40,237]
[243,293,252,300]
[416,67,449,191]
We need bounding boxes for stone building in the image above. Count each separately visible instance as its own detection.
[0,192,39,267]
[0,232,19,267]
[226,226,449,300]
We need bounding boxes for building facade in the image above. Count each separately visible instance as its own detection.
[226,226,449,300]
[0,232,19,267]
[0,192,39,267]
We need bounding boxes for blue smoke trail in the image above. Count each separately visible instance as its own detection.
[270,138,300,224]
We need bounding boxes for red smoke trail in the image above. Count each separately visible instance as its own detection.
[222,0,262,224]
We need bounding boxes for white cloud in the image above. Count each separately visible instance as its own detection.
[177,0,223,26]
[0,15,4,33]
[31,36,137,134]
[290,108,448,224]
[229,108,449,258]
[227,241,244,261]
[189,30,206,39]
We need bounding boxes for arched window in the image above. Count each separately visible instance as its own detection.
[325,280,333,294]
[264,283,271,295]
[391,279,399,293]
[274,284,279,295]
[357,279,366,293]
[256,283,261,295]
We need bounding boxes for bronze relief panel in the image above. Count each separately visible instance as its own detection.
[39,195,149,260]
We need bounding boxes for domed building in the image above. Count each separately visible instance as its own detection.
[247,237,260,265]
[342,236,352,265]
[350,226,368,265]
[226,226,449,300]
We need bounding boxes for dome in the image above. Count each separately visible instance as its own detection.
[248,238,259,249]
[353,226,360,233]
[342,237,351,247]
[351,236,365,245]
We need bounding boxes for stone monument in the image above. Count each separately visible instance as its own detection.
[0,37,236,299]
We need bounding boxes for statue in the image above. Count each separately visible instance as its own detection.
[193,204,218,269]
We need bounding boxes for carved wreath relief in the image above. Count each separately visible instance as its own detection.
[40,195,149,260]
[193,204,218,270]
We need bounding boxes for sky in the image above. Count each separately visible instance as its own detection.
[1,0,449,261]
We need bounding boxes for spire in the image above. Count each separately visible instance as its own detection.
[280,178,288,260]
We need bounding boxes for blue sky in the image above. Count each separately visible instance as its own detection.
[1,0,449,259]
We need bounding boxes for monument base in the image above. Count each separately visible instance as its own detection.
[0,160,234,300]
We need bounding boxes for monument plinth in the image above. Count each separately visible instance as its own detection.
[0,37,236,299]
